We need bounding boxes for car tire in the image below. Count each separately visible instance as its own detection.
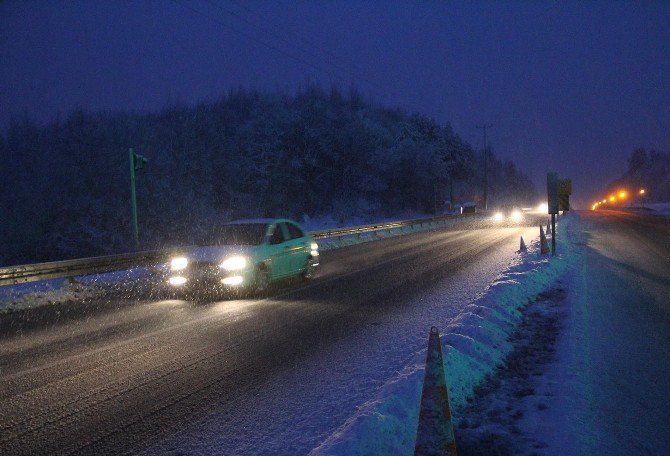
[301,257,317,281]
[254,266,271,295]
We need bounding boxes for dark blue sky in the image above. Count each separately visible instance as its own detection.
[2,1,669,208]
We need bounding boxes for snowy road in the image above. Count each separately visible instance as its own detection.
[0,223,539,455]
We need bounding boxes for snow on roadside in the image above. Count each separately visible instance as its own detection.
[300,210,430,232]
[643,202,670,216]
[312,215,578,455]
[0,267,154,314]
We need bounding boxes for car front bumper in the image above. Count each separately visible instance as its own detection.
[167,263,255,289]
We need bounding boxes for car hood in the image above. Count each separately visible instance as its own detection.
[186,245,255,263]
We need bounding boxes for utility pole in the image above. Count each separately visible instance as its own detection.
[476,123,492,211]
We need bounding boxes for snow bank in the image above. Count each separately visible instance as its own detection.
[315,215,475,251]
[0,267,153,314]
[301,211,429,232]
[644,202,670,216]
[312,215,579,455]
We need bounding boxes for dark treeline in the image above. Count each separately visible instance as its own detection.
[607,148,670,201]
[0,86,536,265]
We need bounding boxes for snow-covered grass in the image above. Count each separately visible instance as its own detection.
[512,212,670,454]
[312,215,578,455]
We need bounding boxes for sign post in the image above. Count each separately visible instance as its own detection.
[129,148,148,250]
[546,172,557,256]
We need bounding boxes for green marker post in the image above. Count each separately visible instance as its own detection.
[129,148,139,250]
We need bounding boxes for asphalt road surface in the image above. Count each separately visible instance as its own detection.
[0,220,542,455]
[582,208,670,307]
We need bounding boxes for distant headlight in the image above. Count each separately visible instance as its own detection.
[170,257,188,271]
[510,210,523,222]
[493,212,504,222]
[220,255,248,271]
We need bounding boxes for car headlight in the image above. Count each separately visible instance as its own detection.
[170,257,188,271]
[220,255,248,271]
[510,210,523,222]
[311,242,318,250]
[493,212,504,222]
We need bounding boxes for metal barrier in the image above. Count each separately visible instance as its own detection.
[0,250,173,286]
[0,212,487,287]
[310,212,483,240]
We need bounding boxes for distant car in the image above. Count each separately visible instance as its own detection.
[462,202,476,214]
[492,205,524,224]
[167,218,319,294]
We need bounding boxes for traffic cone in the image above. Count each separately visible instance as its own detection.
[414,327,457,456]
[540,226,550,254]
[519,236,527,252]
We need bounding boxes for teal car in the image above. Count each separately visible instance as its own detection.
[167,218,319,293]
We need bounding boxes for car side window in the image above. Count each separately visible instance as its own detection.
[286,223,304,240]
[269,223,285,245]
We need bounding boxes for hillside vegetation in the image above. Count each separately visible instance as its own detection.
[0,87,536,265]
[608,148,670,202]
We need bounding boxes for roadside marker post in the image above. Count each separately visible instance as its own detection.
[129,148,148,250]
[519,236,527,252]
[540,226,550,255]
[414,327,457,456]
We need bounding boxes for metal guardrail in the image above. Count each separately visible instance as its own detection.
[0,250,173,287]
[0,212,487,287]
[310,212,483,239]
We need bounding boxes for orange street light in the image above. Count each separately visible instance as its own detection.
[602,199,607,203]
[609,195,616,202]
[639,189,646,195]
[619,191,627,199]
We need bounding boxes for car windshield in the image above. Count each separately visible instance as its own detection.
[198,223,267,246]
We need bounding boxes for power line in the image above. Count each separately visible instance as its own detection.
[170,0,337,82]
[171,0,400,100]
[476,123,492,211]
[225,0,368,80]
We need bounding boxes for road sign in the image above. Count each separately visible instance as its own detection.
[547,172,559,214]
[558,178,572,211]
[133,152,148,170]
